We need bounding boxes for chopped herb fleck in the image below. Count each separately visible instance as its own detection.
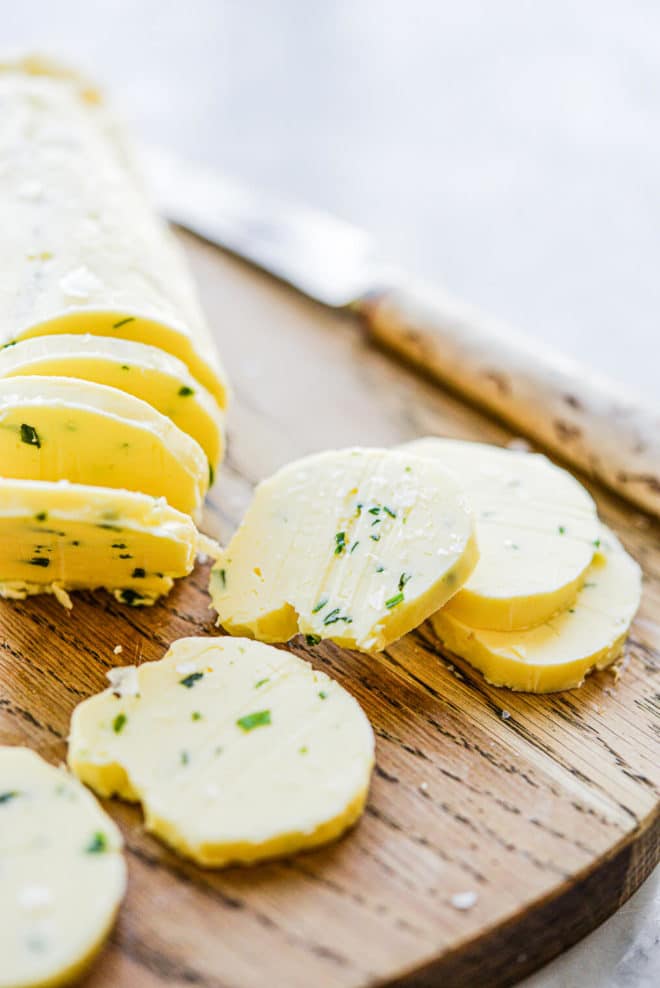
[28,557,50,567]
[376,565,385,573]
[383,506,396,518]
[208,463,215,487]
[192,711,202,721]
[178,385,195,397]
[180,750,190,765]
[119,553,132,560]
[237,709,272,731]
[118,588,143,605]
[131,567,146,579]
[558,525,566,535]
[113,317,135,329]
[305,634,321,646]
[335,531,347,554]
[35,511,47,522]
[0,790,19,805]
[371,518,382,526]
[399,572,411,591]
[20,423,41,448]
[404,465,412,472]
[180,671,204,688]
[299,746,308,754]
[113,713,127,734]
[584,581,597,588]
[349,540,359,553]
[385,592,404,609]
[218,568,226,588]
[318,690,328,700]
[111,543,127,549]
[368,506,381,515]
[593,538,601,548]
[355,503,363,516]
[370,534,381,542]
[120,364,131,370]
[312,598,328,613]
[255,677,270,688]
[85,831,108,854]
[323,609,352,626]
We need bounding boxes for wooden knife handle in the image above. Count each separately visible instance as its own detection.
[357,275,660,519]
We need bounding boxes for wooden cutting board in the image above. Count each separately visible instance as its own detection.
[1,231,658,988]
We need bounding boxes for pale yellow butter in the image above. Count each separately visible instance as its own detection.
[209,448,478,652]
[0,335,225,477]
[431,526,641,692]
[0,376,208,516]
[0,68,228,406]
[0,746,126,988]
[68,636,375,867]
[405,438,600,630]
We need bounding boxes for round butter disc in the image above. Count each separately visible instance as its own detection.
[405,438,600,630]
[209,447,478,652]
[431,525,641,692]
[0,746,126,988]
[68,636,375,867]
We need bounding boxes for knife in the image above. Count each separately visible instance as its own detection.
[143,144,660,520]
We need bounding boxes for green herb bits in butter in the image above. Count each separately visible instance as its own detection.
[405,438,600,630]
[431,526,641,692]
[0,336,225,477]
[68,636,375,867]
[0,478,214,607]
[0,376,208,516]
[0,746,126,988]
[0,67,229,407]
[209,448,479,652]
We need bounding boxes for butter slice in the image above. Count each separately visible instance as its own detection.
[0,746,126,988]
[68,636,375,867]
[209,448,478,652]
[0,336,225,476]
[0,478,211,606]
[405,438,599,630]
[0,68,228,406]
[431,526,641,692]
[0,376,208,516]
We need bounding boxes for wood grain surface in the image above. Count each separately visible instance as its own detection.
[0,232,658,988]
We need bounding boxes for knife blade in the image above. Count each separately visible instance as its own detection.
[141,143,387,309]
[142,143,660,520]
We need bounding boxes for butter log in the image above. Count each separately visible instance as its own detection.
[0,62,228,407]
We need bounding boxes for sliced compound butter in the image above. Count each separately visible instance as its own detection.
[405,438,600,630]
[0,67,228,406]
[431,526,641,692]
[0,376,208,516]
[68,636,375,867]
[0,336,225,477]
[0,746,126,988]
[0,478,213,607]
[209,448,478,652]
